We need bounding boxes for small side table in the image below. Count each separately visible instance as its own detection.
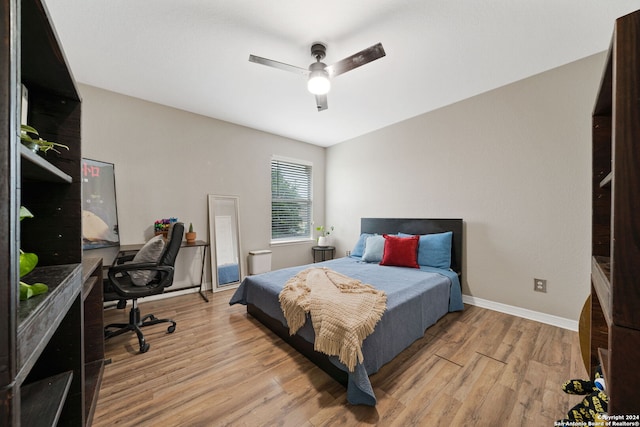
[312,246,335,263]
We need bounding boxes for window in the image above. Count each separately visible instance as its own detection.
[271,156,312,242]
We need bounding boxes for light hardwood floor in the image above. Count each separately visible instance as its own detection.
[93,290,586,426]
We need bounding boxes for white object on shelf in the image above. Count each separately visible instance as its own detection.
[21,84,28,125]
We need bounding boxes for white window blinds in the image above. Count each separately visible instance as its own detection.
[271,157,312,241]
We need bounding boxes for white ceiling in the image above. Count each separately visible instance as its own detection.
[44,1,640,147]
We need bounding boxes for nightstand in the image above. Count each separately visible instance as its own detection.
[312,246,335,263]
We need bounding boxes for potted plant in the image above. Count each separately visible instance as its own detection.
[20,124,69,154]
[19,206,48,300]
[316,225,334,246]
[185,222,196,244]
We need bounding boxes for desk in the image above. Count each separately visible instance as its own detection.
[312,246,335,263]
[116,240,210,302]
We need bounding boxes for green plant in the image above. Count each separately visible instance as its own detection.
[189,222,194,233]
[19,206,48,300]
[19,205,33,221]
[19,206,36,276]
[315,225,334,237]
[20,124,69,154]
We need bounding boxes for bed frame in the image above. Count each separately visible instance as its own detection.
[247,218,464,386]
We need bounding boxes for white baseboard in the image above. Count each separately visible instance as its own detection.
[462,294,578,331]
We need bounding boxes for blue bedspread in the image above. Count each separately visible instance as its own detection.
[229,256,463,405]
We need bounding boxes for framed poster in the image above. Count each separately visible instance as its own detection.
[82,158,120,250]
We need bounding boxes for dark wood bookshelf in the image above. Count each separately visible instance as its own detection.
[1,0,105,425]
[598,171,612,189]
[589,9,640,415]
[82,257,106,425]
[21,371,73,427]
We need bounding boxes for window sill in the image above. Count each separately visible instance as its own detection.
[270,238,314,247]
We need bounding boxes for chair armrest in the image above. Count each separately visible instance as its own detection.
[114,253,136,265]
[109,261,160,273]
[107,264,175,290]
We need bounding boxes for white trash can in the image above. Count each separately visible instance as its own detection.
[248,250,272,275]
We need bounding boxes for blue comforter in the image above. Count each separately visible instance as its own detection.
[229,256,463,405]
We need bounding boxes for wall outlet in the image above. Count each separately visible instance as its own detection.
[534,278,547,293]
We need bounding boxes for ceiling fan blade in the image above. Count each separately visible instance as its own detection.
[325,42,386,77]
[315,94,328,112]
[249,54,309,76]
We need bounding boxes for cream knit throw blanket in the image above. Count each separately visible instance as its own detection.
[279,267,387,372]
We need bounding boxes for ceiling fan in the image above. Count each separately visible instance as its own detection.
[249,42,386,112]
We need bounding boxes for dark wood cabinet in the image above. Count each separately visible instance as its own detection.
[1,0,104,424]
[589,9,640,415]
[82,257,106,424]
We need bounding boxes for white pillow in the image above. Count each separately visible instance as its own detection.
[361,235,385,263]
[130,235,166,286]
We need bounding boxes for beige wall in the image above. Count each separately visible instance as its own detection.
[79,84,325,288]
[81,51,604,320]
[326,52,606,321]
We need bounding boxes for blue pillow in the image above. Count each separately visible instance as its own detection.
[351,233,373,257]
[361,235,385,263]
[398,231,452,269]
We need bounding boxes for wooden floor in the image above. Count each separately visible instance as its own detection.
[93,290,586,426]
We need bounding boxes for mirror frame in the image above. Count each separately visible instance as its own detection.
[208,194,242,291]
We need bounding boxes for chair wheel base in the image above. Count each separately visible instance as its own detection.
[104,304,176,354]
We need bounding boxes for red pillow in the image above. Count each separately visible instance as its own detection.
[380,234,420,268]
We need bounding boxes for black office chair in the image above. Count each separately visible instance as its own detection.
[104,222,184,353]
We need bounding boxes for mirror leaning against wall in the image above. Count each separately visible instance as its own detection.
[208,195,242,291]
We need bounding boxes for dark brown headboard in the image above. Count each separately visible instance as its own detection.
[360,218,463,279]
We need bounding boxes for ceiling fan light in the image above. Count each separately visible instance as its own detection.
[307,70,330,95]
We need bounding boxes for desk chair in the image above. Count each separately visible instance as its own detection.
[104,222,184,353]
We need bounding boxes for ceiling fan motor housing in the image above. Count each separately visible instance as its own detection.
[309,61,327,73]
[310,42,327,61]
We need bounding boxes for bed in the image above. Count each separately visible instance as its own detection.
[229,218,463,405]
